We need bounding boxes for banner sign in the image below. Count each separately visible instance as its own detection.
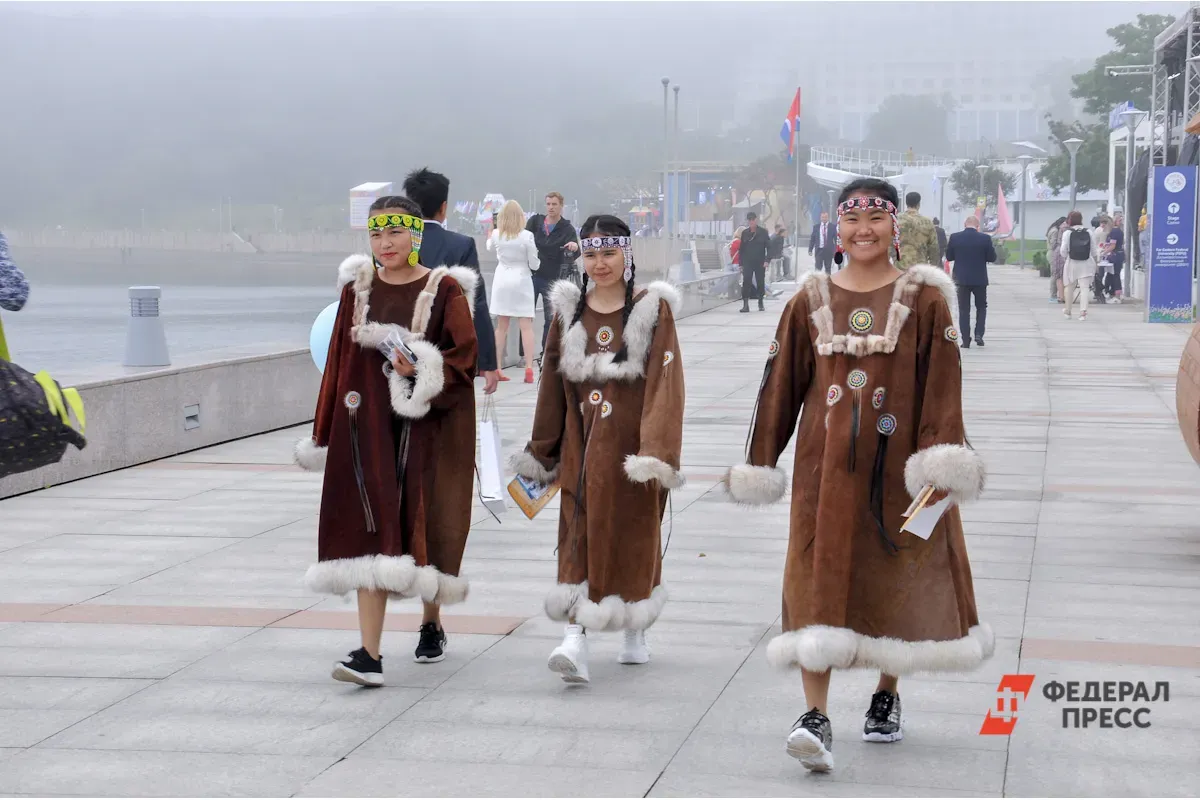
[1109,101,1133,131]
[1147,165,1197,323]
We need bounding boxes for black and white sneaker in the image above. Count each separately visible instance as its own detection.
[786,708,834,771]
[863,690,903,743]
[414,622,447,663]
[332,647,383,687]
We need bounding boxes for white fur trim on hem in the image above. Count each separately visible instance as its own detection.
[305,554,469,605]
[549,279,681,383]
[386,338,445,419]
[293,437,328,472]
[509,450,559,484]
[624,455,685,489]
[766,623,995,676]
[904,443,987,504]
[723,464,789,505]
[544,582,668,631]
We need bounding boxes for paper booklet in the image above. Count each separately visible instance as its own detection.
[507,474,559,520]
[900,484,953,541]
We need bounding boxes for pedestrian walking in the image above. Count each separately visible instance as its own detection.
[1105,212,1125,303]
[724,177,992,772]
[1046,217,1068,303]
[896,192,940,270]
[512,214,685,685]
[809,212,837,274]
[488,200,540,384]
[738,212,771,313]
[945,215,997,348]
[1060,210,1100,321]
[295,195,479,686]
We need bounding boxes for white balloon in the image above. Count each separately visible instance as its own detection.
[309,301,339,373]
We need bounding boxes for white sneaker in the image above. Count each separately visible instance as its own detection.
[547,624,589,683]
[618,629,651,665]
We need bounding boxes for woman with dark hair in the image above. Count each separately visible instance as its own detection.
[725,178,991,771]
[294,195,480,685]
[1060,209,1099,320]
[512,214,685,684]
[1046,216,1068,303]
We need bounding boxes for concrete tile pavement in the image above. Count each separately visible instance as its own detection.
[0,264,1198,795]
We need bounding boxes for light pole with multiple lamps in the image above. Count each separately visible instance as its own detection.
[1063,137,1084,210]
[1017,154,1033,267]
[661,77,670,239]
[1119,109,1147,298]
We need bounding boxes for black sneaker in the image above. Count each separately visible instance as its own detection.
[414,622,447,663]
[786,708,834,771]
[332,647,383,687]
[976,337,985,347]
[863,690,903,743]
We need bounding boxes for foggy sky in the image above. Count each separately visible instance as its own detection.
[0,1,1187,228]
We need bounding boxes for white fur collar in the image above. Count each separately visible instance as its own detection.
[547,279,680,383]
[800,264,957,357]
[335,254,478,341]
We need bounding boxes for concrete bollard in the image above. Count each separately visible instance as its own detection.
[123,286,171,367]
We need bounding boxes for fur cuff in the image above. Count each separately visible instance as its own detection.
[386,338,445,419]
[544,581,668,631]
[293,437,328,472]
[723,464,788,505]
[624,454,685,489]
[305,554,469,605]
[509,450,559,484]
[766,623,995,676]
[904,443,987,504]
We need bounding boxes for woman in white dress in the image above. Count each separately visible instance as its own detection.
[488,200,540,383]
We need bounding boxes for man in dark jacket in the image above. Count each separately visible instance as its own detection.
[403,168,499,393]
[525,191,580,351]
[739,212,771,312]
[769,224,789,278]
[933,217,948,266]
[945,215,997,348]
[808,211,837,273]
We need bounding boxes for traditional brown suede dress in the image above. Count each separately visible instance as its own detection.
[513,280,685,631]
[726,265,994,676]
[294,255,479,605]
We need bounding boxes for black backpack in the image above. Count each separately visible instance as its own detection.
[0,359,86,479]
[1068,229,1092,261]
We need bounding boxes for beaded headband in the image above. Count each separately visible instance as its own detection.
[367,213,423,260]
[835,196,901,261]
[581,235,633,270]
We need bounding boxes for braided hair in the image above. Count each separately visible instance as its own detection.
[576,215,636,362]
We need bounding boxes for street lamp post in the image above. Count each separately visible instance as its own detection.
[1063,137,1084,210]
[936,171,949,226]
[673,84,682,236]
[1119,109,1147,298]
[661,77,670,240]
[826,188,835,214]
[1017,154,1033,268]
[975,163,988,206]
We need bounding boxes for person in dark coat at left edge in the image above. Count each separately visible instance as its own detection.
[404,168,500,393]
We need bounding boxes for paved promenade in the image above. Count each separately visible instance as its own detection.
[1,264,1198,797]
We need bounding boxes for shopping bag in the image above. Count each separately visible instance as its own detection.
[478,396,506,516]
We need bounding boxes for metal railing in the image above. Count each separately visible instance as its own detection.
[809,146,957,171]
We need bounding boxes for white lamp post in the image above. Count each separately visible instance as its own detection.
[1017,154,1033,267]
[1063,137,1084,210]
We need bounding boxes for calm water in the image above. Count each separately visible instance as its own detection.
[3,247,496,383]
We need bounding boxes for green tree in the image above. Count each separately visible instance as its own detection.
[1038,14,1173,194]
[949,159,1017,210]
[863,94,955,156]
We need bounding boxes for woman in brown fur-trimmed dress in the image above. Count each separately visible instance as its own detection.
[726,179,992,771]
[294,196,478,686]
[512,214,684,685]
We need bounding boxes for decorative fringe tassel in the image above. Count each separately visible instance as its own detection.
[869,432,899,555]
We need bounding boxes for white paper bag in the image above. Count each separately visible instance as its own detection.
[478,398,506,516]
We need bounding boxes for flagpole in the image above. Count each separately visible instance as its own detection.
[794,126,800,257]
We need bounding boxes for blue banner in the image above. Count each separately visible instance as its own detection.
[1148,166,1197,323]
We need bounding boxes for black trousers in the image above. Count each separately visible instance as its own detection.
[957,283,987,342]
[530,271,556,353]
[741,262,766,302]
[816,250,834,273]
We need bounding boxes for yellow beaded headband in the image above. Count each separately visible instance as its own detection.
[367,213,424,266]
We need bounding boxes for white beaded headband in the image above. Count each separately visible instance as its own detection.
[581,235,634,270]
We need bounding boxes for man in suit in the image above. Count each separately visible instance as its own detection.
[944,215,997,348]
[525,191,580,353]
[402,168,499,393]
[738,212,772,313]
[808,211,837,273]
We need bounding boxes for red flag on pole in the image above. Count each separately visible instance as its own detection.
[780,88,801,162]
